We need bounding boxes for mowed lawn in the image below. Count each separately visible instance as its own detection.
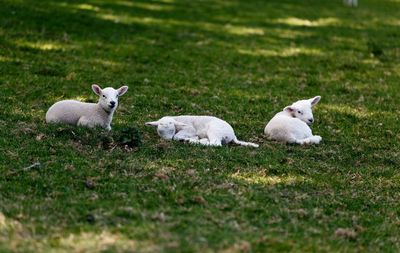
[1,0,400,252]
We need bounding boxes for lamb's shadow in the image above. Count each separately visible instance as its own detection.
[2,0,400,250]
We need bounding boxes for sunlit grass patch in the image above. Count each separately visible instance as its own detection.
[320,105,376,118]
[1,0,400,251]
[57,231,158,252]
[238,47,323,58]
[222,24,265,36]
[231,172,309,186]
[95,13,182,26]
[12,39,79,52]
[272,17,341,27]
[114,1,175,11]
[95,13,264,37]
[320,104,384,119]
[0,56,14,62]
[74,3,101,12]
[272,28,314,39]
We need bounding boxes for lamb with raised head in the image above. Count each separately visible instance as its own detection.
[264,96,322,145]
[46,84,128,130]
[145,116,259,147]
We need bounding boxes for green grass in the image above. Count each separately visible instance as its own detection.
[1,0,400,252]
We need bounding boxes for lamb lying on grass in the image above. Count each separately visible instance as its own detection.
[264,96,322,145]
[46,84,128,131]
[146,116,259,147]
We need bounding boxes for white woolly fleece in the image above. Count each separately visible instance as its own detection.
[46,84,128,130]
[264,96,322,145]
[146,115,259,148]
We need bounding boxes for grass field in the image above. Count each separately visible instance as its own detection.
[1,0,400,252]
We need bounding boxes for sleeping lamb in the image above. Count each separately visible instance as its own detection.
[46,84,128,130]
[146,116,259,147]
[264,96,322,145]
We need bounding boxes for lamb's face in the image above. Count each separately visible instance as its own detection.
[156,118,177,140]
[284,96,321,125]
[145,117,188,140]
[99,88,119,111]
[92,84,128,112]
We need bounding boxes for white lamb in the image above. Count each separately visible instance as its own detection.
[264,96,322,145]
[46,84,128,130]
[145,116,259,148]
[344,0,357,7]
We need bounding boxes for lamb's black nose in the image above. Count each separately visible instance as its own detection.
[110,101,116,106]
[308,118,314,123]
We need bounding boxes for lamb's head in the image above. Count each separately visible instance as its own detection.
[145,117,188,140]
[92,84,129,113]
[283,96,321,125]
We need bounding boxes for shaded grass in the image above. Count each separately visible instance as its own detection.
[1,0,400,252]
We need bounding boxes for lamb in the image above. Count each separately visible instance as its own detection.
[344,0,357,7]
[264,96,322,145]
[46,84,128,130]
[145,116,259,148]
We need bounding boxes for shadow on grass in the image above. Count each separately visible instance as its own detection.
[2,0,399,115]
[1,0,400,251]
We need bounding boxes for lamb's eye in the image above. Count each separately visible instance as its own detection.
[297,110,302,114]
[103,95,106,98]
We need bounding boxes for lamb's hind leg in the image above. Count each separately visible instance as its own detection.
[188,135,221,146]
[193,138,221,146]
[295,135,322,145]
[188,138,210,145]
[206,132,222,146]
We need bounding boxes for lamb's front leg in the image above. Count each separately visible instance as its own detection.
[206,131,223,146]
[173,127,197,142]
[77,116,94,128]
[78,116,110,130]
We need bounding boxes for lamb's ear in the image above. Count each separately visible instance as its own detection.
[174,121,188,127]
[92,84,102,96]
[309,96,321,107]
[284,106,296,116]
[145,121,159,127]
[117,86,129,96]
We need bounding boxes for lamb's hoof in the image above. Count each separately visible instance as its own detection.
[199,139,209,145]
[312,135,322,144]
[265,133,272,140]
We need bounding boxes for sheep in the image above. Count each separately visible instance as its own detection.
[145,116,259,148]
[46,84,128,130]
[344,0,357,7]
[264,96,322,145]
